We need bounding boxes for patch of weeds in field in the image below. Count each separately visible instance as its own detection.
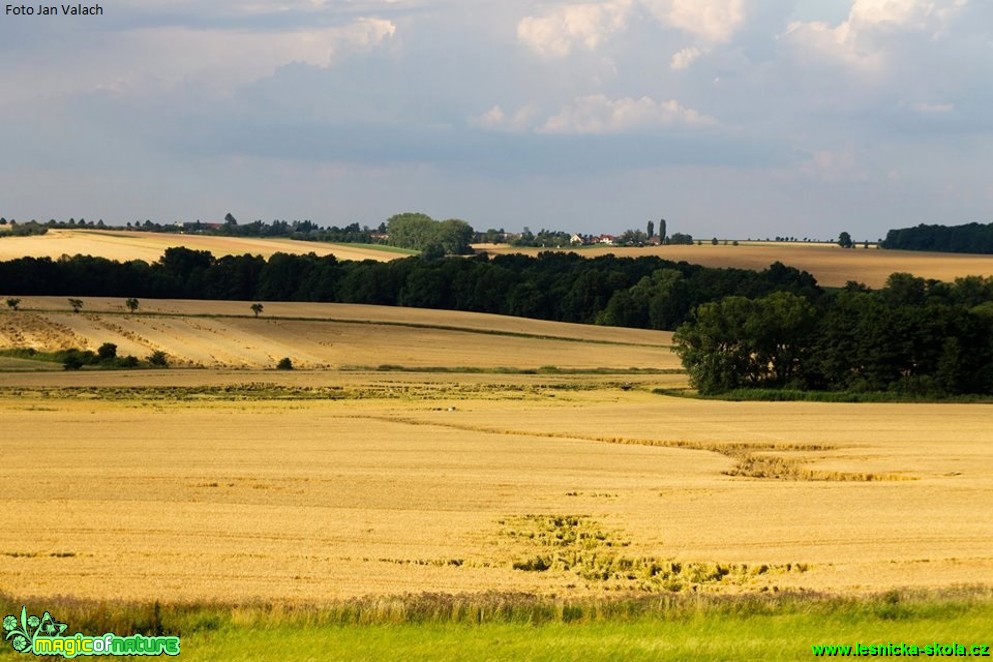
[723,450,915,482]
[653,386,993,405]
[365,414,899,482]
[497,515,807,593]
[0,382,556,403]
[593,432,911,483]
[565,492,618,498]
[350,364,680,376]
[377,558,465,568]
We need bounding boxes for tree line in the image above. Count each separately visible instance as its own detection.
[674,274,993,396]
[881,222,993,254]
[4,248,990,395]
[0,248,820,329]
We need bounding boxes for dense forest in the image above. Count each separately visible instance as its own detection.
[2,249,991,396]
[0,249,818,329]
[674,275,993,396]
[881,222,993,254]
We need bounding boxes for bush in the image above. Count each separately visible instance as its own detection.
[276,357,293,370]
[59,348,95,370]
[147,351,168,367]
[97,342,118,360]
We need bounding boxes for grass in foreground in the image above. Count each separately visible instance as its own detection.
[1,589,990,661]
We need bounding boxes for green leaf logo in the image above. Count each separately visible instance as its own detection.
[3,606,67,654]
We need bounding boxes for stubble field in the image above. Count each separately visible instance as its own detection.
[480,241,993,289]
[0,229,406,263]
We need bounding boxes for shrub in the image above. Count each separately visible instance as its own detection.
[276,357,293,371]
[147,351,169,367]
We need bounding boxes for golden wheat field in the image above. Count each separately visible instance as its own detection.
[0,229,402,263]
[1,302,992,604]
[479,242,993,289]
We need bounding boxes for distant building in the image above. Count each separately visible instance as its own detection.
[179,221,224,233]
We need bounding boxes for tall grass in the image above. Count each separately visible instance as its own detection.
[2,587,989,634]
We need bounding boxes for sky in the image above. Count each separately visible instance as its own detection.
[1,0,991,240]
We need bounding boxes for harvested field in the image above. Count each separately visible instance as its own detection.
[0,229,404,263]
[478,242,993,289]
[0,298,674,370]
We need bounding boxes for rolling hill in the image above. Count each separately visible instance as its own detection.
[0,297,677,371]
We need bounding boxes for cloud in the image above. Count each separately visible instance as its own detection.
[670,45,704,70]
[849,0,966,31]
[540,94,715,134]
[911,101,954,114]
[797,144,868,183]
[783,0,968,70]
[470,105,538,132]
[517,1,632,58]
[641,0,745,42]
[141,17,397,83]
[0,13,397,106]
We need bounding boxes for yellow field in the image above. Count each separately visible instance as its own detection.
[478,242,993,289]
[0,298,674,370]
[1,301,991,604]
[3,230,992,289]
[0,229,402,263]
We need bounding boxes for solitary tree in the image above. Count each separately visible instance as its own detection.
[837,231,853,249]
[125,297,139,313]
[250,303,264,318]
[68,298,83,313]
[5,298,20,311]
[276,357,294,370]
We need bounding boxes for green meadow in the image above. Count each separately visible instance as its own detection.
[3,590,990,661]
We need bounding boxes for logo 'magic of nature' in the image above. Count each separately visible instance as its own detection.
[3,606,179,658]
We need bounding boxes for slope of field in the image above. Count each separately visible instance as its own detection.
[0,297,676,370]
[478,242,993,289]
[0,229,405,263]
